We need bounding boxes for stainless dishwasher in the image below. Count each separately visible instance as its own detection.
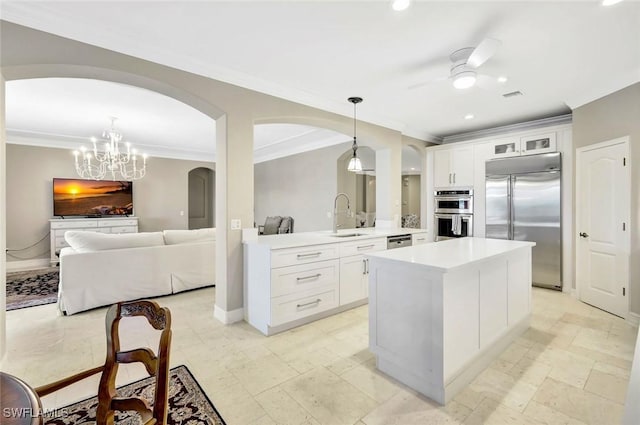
[387,234,412,249]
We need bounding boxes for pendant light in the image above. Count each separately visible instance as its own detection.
[347,96,363,172]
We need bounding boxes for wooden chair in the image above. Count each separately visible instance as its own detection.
[35,300,172,425]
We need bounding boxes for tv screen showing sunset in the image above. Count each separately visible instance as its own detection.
[53,178,133,216]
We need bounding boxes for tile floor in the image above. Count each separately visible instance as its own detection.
[2,287,637,425]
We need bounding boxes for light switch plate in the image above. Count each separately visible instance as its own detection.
[231,219,241,230]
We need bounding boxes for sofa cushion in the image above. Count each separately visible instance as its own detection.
[163,228,216,245]
[64,231,165,253]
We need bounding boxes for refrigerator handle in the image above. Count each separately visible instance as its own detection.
[510,175,515,240]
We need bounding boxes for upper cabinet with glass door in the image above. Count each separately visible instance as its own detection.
[489,132,557,159]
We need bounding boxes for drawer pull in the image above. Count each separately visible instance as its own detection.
[296,273,321,282]
[297,252,322,259]
[297,299,321,308]
[357,244,375,250]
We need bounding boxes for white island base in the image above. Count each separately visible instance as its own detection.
[367,237,535,405]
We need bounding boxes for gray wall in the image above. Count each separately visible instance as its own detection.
[572,82,640,314]
[5,144,215,263]
[254,142,352,232]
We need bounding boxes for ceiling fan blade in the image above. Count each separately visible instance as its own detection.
[467,38,501,68]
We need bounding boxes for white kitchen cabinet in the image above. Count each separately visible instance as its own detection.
[412,232,429,245]
[339,237,386,305]
[433,146,474,188]
[244,233,392,335]
[489,132,557,159]
[339,255,368,305]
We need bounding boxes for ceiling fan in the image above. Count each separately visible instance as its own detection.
[409,38,502,90]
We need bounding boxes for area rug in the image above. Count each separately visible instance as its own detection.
[44,365,226,425]
[6,267,59,311]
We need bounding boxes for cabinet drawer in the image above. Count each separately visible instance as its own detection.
[339,237,387,257]
[271,244,338,268]
[55,236,70,249]
[110,226,137,234]
[50,220,98,229]
[271,288,338,326]
[271,259,339,298]
[98,219,138,227]
[412,233,430,245]
[55,228,102,238]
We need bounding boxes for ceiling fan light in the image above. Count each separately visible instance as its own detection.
[391,0,411,11]
[348,156,363,172]
[453,72,477,89]
[602,0,623,5]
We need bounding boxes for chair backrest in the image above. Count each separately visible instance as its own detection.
[278,216,294,234]
[262,216,283,235]
[97,300,172,425]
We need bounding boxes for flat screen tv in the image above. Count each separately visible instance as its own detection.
[53,178,133,217]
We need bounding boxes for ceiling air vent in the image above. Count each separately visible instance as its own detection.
[503,91,523,98]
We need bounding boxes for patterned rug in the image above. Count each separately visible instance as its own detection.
[6,267,59,311]
[44,365,226,424]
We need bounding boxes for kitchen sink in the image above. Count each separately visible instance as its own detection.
[329,233,364,238]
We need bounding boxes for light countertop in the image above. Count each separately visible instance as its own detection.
[244,227,428,249]
[366,237,535,272]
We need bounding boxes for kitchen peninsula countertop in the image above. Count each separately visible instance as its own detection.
[245,227,428,249]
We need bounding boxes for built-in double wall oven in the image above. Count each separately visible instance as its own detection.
[434,188,474,241]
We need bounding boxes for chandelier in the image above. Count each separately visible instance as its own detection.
[347,96,363,172]
[73,117,148,181]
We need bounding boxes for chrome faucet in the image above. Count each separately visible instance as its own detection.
[333,193,351,234]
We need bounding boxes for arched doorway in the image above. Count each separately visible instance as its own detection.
[337,146,376,229]
[188,167,215,229]
[401,145,422,228]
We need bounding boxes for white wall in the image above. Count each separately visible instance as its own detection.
[254,142,352,232]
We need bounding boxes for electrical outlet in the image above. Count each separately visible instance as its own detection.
[231,219,241,230]
[179,210,184,216]
[327,211,332,218]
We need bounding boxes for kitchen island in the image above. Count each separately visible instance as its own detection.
[367,237,535,405]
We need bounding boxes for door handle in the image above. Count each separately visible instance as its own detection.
[449,173,452,184]
[579,232,589,238]
[453,173,456,184]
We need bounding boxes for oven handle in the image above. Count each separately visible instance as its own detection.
[435,196,472,201]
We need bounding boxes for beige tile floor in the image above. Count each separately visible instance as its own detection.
[2,287,637,425]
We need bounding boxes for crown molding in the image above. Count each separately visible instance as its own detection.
[441,114,573,144]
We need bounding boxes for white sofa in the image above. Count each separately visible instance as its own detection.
[58,228,215,315]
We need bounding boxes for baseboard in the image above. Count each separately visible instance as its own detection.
[627,312,640,327]
[214,305,244,324]
[6,259,51,272]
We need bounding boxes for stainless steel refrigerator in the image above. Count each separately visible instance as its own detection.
[485,152,562,290]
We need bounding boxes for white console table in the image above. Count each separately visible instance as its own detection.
[49,217,138,265]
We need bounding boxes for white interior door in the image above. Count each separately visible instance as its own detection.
[577,137,629,318]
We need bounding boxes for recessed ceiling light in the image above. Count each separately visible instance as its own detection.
[602,0,623,6]
[497,76,508,83]
[464,114,475,120]
[410,167,416,170]
[391,0,411,11]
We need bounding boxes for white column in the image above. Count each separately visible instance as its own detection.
[214,113,254,324]
[0,74,7,363]
[375,144,402,227]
